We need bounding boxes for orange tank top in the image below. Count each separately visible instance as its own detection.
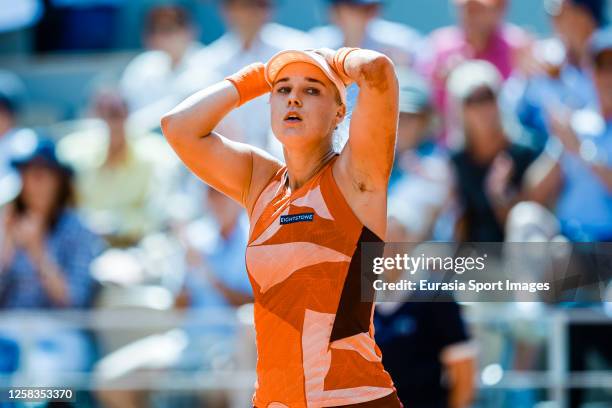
[245,154,397,407]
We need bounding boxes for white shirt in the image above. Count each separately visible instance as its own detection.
[309,18,423,68]
[188,23,313,150]
[120,43,217,130]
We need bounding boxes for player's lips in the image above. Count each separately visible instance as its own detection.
[283,111,303,123]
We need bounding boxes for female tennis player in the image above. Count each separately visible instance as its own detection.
[161,47,400,407]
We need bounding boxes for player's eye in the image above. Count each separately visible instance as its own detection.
[305,87,320,95]
[276,86,291,94]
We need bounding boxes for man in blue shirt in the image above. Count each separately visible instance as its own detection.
[509,0,606,151]
[520,26,612,242]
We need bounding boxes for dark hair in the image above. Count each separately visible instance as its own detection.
[13,165,75,232]
[144,5,191,35]
[571,0,607,27]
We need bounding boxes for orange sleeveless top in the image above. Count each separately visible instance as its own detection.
[245,154,398,407]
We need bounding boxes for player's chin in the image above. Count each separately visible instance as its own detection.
[275,129,313,146]
[276,125,307,138]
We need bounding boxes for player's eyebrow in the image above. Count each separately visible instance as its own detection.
[274,77,326,86]
[305,77,325,86]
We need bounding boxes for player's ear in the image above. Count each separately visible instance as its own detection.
[335,103,346,125]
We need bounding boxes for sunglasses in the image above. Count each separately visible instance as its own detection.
[464,88,497,106]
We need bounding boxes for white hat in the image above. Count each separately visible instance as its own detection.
[447,60,503,101]
[265,50,347,105]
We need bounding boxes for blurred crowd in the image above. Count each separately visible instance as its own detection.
[0,0,611,407]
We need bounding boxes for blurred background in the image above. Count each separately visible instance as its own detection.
[0,0,612,407]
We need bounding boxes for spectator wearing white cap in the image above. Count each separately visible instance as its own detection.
[447,60,538,242]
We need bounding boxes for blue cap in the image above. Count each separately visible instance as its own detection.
[545,0,607,27]
[590,26,612,58]
[11,136,73,175]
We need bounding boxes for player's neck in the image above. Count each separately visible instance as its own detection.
[283,146,335,192]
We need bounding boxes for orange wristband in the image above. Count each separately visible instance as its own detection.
[225,63,271,107]
[332,47,360,85]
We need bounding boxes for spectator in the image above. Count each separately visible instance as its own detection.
[0,70,35,206]
[374,257,476,408]
[178,187,252,312]
[507,29,612,408]
[57,88,179,247]
[309,0,422,68]
[387,69,453,243]
[447,60,538,242]
[189,0,312,149]
[421,0,532,142]
[0,136,103,306]
[510,0,606,150]
[120,5,210,131]
[517,26,612,242]
[95,187,252,408]
[0,136,104,379]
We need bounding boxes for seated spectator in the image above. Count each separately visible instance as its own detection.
[420,0,532,142]
[374,261,476,408]
[309,0,422,68]
[447,61,538,242]
[95,187,252,408]
[516,26,612,242]
[0,136,104,380]
[120,5,211,131]
[177,187,252,312]
[509,0,606,150]
[189,0,312,149]
[0,70,35,206]
[387,70,453,243]
[58,88,180,247]
[508,31,612,408]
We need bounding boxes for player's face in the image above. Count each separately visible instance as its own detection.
[270,62,345,149]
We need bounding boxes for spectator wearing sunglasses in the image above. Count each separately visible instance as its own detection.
[447,60,538,242]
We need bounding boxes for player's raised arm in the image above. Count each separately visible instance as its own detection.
[160,64,282,209]
[336,48,399,188]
